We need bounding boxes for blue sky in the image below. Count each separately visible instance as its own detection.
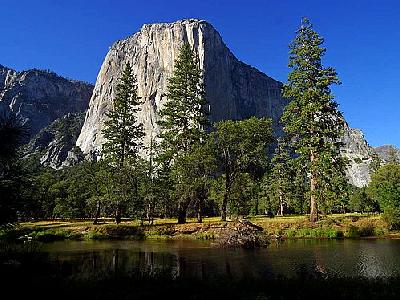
[1,0,399,147]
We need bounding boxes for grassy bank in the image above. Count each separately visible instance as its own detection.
[1,214,398,242]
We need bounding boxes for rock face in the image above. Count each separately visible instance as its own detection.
[374,145,400,164]
[24,112,86,169]
[340,126,375,187]
[0,65,93,140]
[77,19,288,156]
[77,18,375,187]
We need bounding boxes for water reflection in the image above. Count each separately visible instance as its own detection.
[42,239,400,280]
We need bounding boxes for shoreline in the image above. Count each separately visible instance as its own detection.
[1,214,399,243]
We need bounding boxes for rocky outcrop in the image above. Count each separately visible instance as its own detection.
[340,126,375,187]
[0,65,93,140]
[374,145,400,164]
[24,112,86,169]
[77,19,287,157]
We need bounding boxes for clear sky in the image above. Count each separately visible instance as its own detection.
[1,0,399,147]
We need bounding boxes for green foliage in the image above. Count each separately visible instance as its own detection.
[100,63,145,223]
[348,186,378,213]
[368,164,400,229]
[0,111,29,224]
[102,62,144,164]
[212,117,273,220]
[282,17,347,221]
[369,152,381,173]
[158,43,208,161]
[265,139,293,216]
[156,43,209,223]
[171,140,217,222]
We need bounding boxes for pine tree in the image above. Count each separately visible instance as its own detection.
[102,62,144,165]
[157,43,209,224]
[158,43,208,159]
[282,18,346,222]
[101,62,144,223]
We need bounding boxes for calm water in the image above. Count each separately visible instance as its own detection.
[40,239,400,279]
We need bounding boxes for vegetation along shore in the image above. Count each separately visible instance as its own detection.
[2,214,399,245]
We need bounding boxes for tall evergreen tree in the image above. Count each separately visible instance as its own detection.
[158,43,208,158]
[101,62,144,223]
[157,43,208,223]
[102,62,144,165]
[282,18,346,222]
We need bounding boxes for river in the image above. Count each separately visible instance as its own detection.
[39,238,400,280]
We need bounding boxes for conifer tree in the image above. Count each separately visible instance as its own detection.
[282,18,346,222]
[158,43,208,159]
[101,62,144,223]
[157,43,209,224]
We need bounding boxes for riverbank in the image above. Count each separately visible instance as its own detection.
[1,214,399,242]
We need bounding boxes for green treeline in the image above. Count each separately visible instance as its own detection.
[1,19,400,229]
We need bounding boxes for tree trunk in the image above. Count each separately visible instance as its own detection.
[310,152,318,223]
[177,203,186,224]
[197,197,203,223]
[115,202,121,224]
[93,200,101,225]
[254,198,259,216]
[278,189,284,216]
[221,172,231,221]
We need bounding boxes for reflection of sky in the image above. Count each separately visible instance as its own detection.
[356,241,399,278]
[42,239,400,280]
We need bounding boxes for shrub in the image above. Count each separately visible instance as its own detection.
[368,164,400,229]
[382,207,400,230]
[345,225,359,238]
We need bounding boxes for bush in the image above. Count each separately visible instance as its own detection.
[382,207,400,230]
[345,225,359,238]
[368,164,400,229]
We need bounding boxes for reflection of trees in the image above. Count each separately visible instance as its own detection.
[44,240,400,283]
[112,249,119,274]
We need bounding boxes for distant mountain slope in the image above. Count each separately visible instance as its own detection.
[0,64,93,140]
[374,145,400,164]
[23,112,86,169]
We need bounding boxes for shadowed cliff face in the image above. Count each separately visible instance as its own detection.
[0,65,93,140]
[24,112,86,169]
[76,19,288,156]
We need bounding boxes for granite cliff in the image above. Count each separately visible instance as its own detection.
[340,126,375,187]
[77,19,287,156]
[75,19,375,186]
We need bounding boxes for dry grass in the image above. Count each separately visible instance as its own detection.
[9,213,398,241]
